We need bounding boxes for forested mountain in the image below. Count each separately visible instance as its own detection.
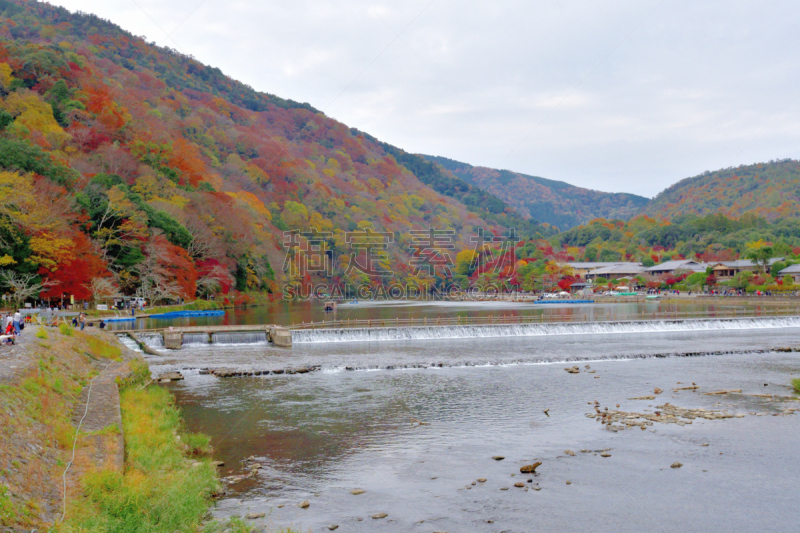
[422,155,650,230]
[644,160,800,221]
[0,0,552,302]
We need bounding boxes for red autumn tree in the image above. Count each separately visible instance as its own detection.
[40,232,109,301]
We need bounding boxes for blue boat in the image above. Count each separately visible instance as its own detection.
[533,299,594,304]
[149,310,226,318]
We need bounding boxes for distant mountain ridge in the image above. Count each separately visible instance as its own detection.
[421,155,650,230]
[643,159,800,221]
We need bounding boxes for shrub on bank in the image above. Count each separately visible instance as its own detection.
[793,378,800,394]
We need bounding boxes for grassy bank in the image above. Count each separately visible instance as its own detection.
[59,360,293,533]
[59,359,221,531]
[0,327,121,528]
[793,378,800,394]
[0,326,291,532]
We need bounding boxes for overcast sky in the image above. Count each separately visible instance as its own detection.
[51,0,800,197]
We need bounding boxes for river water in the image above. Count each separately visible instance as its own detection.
[134,302,800,532]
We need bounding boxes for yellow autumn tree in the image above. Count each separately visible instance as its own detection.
[2,90,70,148]
[0,63,13,89]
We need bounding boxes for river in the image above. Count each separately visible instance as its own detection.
[129,301,800,532]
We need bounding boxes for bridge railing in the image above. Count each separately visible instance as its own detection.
[289,306,800,330]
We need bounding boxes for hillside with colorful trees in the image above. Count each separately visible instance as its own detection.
[422,155,650,230]
[2,0,800,306]
[0,0,555,305]
[643,159,800,221]
[555,213,800,264]
[452,214,800,294]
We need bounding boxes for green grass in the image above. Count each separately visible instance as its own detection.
[793,378,800,394]
[59,323,73,336]
[60,385,220,532]
[82,334,122,361]
[35,328,47,339]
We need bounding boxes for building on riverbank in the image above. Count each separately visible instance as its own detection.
[710,258,785,280]
[567,262,643,280]
[777,263,800,283]
[584,263,647,281]
[645,259,708,276]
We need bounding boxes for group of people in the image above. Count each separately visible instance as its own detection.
[70,313,106,330]
[71,313,87,330]
[2,310,25,344]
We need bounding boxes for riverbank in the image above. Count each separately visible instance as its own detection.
[0,324,292,532]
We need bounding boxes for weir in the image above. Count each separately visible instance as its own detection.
[121,324,293,350]
[292,316,800,344]
[120,315,800,349]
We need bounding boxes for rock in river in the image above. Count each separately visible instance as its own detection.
[372,513,388,519]
[492,456,505,461]
[520,462,542,473]
[351,488,365,495]
[671,462,683,469]
[246,512,265,519]
[298,500,310,508]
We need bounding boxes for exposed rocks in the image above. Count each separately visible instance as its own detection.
[200,365,322,378]
[671,462,683,469]
[298,500,310,509]
[564,450,575,456]
[372,513,388,519]
[350,489,365,495]
[476,478,487,482]
[600,452,611,458]
[565,366,580,374]
[492,456,505,461]
[246,512,265,519]
[514,482,524,488]
[703,389,742,395]
[157,371,184,382]
[586,402,744,431]
[520,462,542,473]
[328,526,339,531]
[654,388,663,394]
[628,395,656,400]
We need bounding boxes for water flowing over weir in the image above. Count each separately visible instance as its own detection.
[135,331,270,348]
[293,316,800,344]
[211,332,268,345]
[183,333,210,345]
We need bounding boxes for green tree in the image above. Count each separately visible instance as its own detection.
[744,240,773,273]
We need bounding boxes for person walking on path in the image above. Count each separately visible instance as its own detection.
[79,313,86,331]
[12,310,20,335]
